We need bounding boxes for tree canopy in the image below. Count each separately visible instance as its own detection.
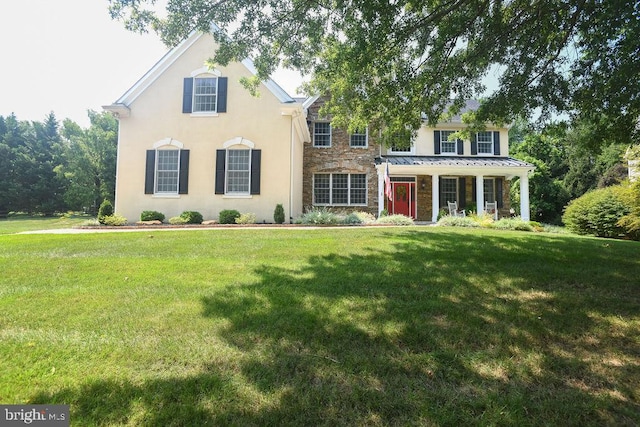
[109,0,639,144]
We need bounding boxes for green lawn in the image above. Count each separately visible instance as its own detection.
[0,213,91,235]
[0,227,638,426]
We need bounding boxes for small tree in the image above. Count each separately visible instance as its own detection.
[274,204,285,224]
[97,199,114,224]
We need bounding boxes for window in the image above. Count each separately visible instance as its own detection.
[439,177,458,207]
[440,130,456,154]
[193,77,217,112]
[484,178,496,203]
[144,140,189,195]
[313,173,367,205]
[215,138,261,196]
[477,132,494,154]
[226,150,251,194]
[156,150,180,193]
[350,128,368,147]
[314,122,332,147]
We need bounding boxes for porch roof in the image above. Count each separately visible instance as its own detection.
[375,155,535,178]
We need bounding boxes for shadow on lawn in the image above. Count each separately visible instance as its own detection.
[32,230,640,425]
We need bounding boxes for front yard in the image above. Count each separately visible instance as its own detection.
[0,227,638,425]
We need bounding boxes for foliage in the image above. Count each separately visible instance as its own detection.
[342,213,363,225]
[235,212,257,225]
[100,214,128,226]
[110,1,640,145]
[59,111,118,213]
[379,209,388,217]
[374,214,414,226]
[563,185,632,238]
[168,216,188,225]
[617,181,640,241]
[273,204,285,224]
[140,210,165,222]
[219,209,241,224]
[97,199,114,225]
[180,211,203,224]
[295,207,342,225]
[437,216,481,228]
[493,218,538,232]
[352,211,376,224]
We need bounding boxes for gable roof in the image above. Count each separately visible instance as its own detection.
[104,26,295,113]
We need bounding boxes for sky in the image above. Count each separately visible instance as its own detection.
[0,0,303,127]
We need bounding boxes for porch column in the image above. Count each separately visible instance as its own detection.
[519,173,531,221]
[377,166,385,216]
[431,174,440,222]
[476,175,485,215]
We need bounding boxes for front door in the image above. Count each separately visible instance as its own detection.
[389,182,416,219]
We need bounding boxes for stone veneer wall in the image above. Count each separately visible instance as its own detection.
[303,98,380,215]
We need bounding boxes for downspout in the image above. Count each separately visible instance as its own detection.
[290,113,295,223]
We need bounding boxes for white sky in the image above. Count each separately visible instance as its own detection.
[0,0,304,127]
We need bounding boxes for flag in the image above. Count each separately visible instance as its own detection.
[384,161,393,201]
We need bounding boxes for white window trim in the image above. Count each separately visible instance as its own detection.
[349,127,369,148]
[222,137,255,196]
[440,130,458,155]
[155,148,181,195]
[476,131,495,156]
[313,173,368,206]
[190,66,220,116]
[440,176,459,206]
[484,177,497,203]
[313,122,332,147]
[151,138,184,196]
[389,144,415,155]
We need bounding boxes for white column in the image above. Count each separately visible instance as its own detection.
[431,174,440,222]
[476,175,485,215]
[377,166,385,216]
[520,173,531,221]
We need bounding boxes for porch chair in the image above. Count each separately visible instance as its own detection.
[447,201,466,217]
[485,201,498,220]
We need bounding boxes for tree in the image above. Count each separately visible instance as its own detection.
[108,0,640,145]
[60,111,118,213]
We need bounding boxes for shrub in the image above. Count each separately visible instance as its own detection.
[493,218,535,231]
[236,212,257,224]
[616,180,640,240]
[295,207,342,225]
[97,199,113,224]
[140,210,165,222]
[219,209,241,224]
[437,216,481,228]
[169,216,188,225]
[180,211,203,224]
[101,214,128,226]
[352,211,376,224]
[379,209,389,217]
[375,214,414,226]
[343,213,363,225]
[563,185,631,238]
[274,204,285,224]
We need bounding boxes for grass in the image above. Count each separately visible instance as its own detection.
[0,213,91,235]
[0,226,639,426]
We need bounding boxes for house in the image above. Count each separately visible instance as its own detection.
[103,29,309,223]
[303,96,534,222]
[105,29,533,224]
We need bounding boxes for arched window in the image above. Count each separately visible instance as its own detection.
[215,137,261,196]
[144,138,189,195]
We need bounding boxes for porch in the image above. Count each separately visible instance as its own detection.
[376,156,535,222]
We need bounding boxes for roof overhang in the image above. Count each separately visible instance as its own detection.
[102,103,131,118]
[376,155,535,179]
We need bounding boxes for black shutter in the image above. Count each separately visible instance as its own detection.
[144,150,155,194]
[493,131,501,155]
[434,131,441,154]
[215,150,226,194]
[183,78,193,113]
[217,77,228,113]
[458,177,466,208]
[471,133,477,155]
[496,178,504,208]
[178,150,189,194]
[250,149,261,195]
[472,178,477,202]
[457,139,464,155]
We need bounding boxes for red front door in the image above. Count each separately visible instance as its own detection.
[389,182,416,219]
